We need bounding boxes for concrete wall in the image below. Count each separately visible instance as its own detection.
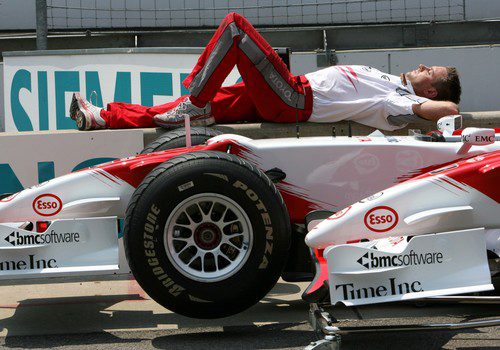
[291,45,500,113]
[1,0,500,30]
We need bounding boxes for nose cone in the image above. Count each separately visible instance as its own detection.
[305,220,336,248]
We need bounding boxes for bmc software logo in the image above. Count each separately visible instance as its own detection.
[4,232,16,246]
[4,231,81,247]
[357,250,444,270]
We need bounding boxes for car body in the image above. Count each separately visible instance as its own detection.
[1,123,499,317]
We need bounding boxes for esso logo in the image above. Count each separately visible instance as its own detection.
[327,206,352,220]
[364,206,399,233]
[32,194,63,216]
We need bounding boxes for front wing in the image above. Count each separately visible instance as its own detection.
[0,217,126,279]
[325,228,493,306]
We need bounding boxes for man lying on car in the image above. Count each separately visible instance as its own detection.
[70,12,461,133]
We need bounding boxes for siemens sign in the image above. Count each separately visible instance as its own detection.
[3,49,240,132]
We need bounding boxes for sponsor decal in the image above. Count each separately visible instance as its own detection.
[0,254,58,271]
[178,181,194,192]
[143,204,186,297]
[354,153,379,174]
[356,137,371,142]
[32,194,63,216]
[462,134,495,143]
[327,206,352,220]
[269,71,292,102]
[364,206,399,232]
[356,250,444,269]
[335,278,423,301]
[430,163,459,174]
[359,191,383,203]
[4,230,80,247]
[233,180,273,269]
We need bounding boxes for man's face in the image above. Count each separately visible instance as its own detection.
[405,64,448,99]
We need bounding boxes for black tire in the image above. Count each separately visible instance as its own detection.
[124,151,291,319]
[141,127,223,154]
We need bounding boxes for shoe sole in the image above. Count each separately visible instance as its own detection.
[69,93,80,120]
[154,115,215,129]
[75,111,87,131]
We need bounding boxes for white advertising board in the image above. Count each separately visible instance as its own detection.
[3,49,240,132]
[0,129,143,196]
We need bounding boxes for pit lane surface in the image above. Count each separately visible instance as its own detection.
[0,277,498,349]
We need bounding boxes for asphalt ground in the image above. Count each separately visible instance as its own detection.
[0,276,498,350]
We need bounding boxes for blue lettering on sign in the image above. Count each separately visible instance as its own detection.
[180,73,190,96]
[38,161,55,183]
[38,71,49,131]
[10,70,237,132]
[140,72,173,106]
[10,69,34,131]
[114,72,132,103]
[0,158,117,196]
[55,71,80,130]
[0,164,25,194]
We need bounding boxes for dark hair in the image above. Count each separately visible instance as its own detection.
[432,67,461,104]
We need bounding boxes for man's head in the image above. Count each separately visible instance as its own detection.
[405,64,461,104]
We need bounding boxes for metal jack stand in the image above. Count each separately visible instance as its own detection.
[306,298,500,350]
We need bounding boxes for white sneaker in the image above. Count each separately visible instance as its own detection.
[153,97,214,129]
[70,92,107,131]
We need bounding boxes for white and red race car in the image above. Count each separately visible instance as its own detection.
[304,143,499,305]
[0,117,498,319]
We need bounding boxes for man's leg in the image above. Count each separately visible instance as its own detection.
[70,92,187,130]
[158,12,312,125]
[210,83,259,123]
[104,97,186,129]
[70,88,255,130]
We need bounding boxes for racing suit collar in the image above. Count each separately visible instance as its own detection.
[400,75,417,95]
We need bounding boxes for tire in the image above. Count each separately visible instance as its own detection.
[124,151,291,318]
[141,127,223,154]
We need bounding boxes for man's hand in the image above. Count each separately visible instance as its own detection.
[412,100,460,121]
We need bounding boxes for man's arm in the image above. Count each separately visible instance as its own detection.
[412,100,459,121]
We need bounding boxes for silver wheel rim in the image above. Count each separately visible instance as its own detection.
[164,193,253,282]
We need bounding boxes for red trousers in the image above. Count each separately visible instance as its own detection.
[101,12,312,129]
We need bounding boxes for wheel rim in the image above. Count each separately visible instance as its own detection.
[164,193,253,282]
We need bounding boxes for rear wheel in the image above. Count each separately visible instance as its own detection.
[124,151,291,318]
[141,127,222,154]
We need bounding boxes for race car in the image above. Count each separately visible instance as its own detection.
[0,117,499,319]
[302,131,499,350]
[303,138,499,306]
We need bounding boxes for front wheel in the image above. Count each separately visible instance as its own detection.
[124,151,291,318]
